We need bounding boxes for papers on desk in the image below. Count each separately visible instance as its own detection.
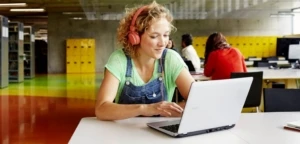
[284,120,300,132]
[245,61,254,66]
[268,60,289,65]
[248,58,262,61]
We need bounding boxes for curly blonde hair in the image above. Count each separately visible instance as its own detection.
[117,1,176,58]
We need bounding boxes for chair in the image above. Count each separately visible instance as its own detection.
[231,71,263,112]
[184,60,195,72]
[264,88,300,112]
[266,56,279,61]
[257,62,270,67]
[253,61,268,67]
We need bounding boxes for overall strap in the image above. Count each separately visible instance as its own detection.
[123,49,133,77]
[158,49,168,73]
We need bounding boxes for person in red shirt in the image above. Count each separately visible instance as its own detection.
[204,32,247,80]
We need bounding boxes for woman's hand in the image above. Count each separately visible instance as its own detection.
[142,101,183,117]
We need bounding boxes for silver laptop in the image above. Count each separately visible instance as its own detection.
[147,77,253,138]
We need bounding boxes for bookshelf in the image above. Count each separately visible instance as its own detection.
[24,26,35,79]
[0,16,9,88]
[9,22,24,83]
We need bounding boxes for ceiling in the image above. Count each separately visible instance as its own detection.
[0,0,300,27]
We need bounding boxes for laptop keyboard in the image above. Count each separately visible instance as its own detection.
[160,124,180,133]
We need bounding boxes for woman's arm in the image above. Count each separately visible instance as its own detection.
[95,69,144,120]
[95,69,183,120]
[175,68,195,100]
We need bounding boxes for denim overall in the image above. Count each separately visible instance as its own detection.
[118,49,168,104]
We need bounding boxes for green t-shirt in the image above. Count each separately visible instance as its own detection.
[105,49,187,103]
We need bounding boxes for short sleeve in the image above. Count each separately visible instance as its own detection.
[104,49,126,82]
[164,49,188,83]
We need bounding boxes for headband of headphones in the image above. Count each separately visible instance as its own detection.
[129,6,147,32]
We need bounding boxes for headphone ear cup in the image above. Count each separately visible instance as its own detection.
[128,31,140,45]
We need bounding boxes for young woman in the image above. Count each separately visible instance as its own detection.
[204,32,247,80]
[95,2,195,121]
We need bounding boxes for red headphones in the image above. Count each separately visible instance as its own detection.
[128,6,147,45]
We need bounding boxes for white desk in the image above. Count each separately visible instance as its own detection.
[192,68,300,88]
[69,113,300,144]
[247,68,300,80]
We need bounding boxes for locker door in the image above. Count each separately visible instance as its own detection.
[86,39,95,56]
[80,56,88,73]
[86,56,95,73]
[73,56,81,73]
[80,39,88,56]
[66,56,74,73]
[73,40,81,56]
[66,39,74,56]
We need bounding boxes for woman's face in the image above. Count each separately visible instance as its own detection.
[139,17,170,59]
[166,40,172,48]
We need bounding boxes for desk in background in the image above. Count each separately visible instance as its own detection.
[191,68,300,112]
[192,68,300,88]
[69,112,300,144]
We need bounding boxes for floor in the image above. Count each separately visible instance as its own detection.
[0,74,101,144]
[1,73,298,143]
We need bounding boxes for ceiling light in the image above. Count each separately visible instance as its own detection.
[72,17,83,20]
[278,11,292,14]
[0,3,27,7]
[63,12,84,15]
[10,8,45,12]
[292,7,300,12]
[270,14,294,18]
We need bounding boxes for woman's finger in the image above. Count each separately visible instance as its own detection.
[160,102,183,113]
[169,105,183,113]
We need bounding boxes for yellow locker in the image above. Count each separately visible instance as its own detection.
[86,39,95,56]
[72,40,80,56]
[193,37,200,57]
[66,38,96,74]
[254,37,262,58]
[235,37,242,48]
[73,56,81,73]
[86,56,95,73]
[268,37,277,56]
[246,37,252,58]
[66,39,74,56]
[199,37,206,58]
[66,56,74,74]
[199,37,207,47]
[87,39,95,49]
[80,43,88,56]
[80,56,88,73]
[239,43,246,57]
[66,45,73,56]
[229,37,236,48]
[261,37,268,57]
[86,46,94,56]
[226,36,233,45]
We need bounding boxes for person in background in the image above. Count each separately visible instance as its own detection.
[181,34,201,72]
[95,1,195,121]
[204,32,247,80]
[166,38,179,53]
